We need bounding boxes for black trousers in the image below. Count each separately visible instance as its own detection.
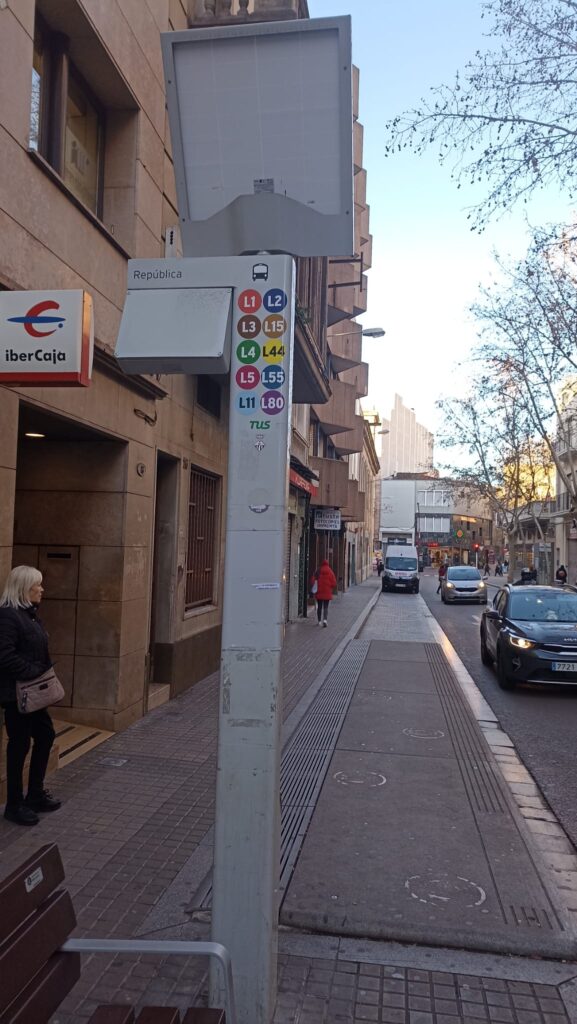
[2,702,55,807]
[316,599,330,622]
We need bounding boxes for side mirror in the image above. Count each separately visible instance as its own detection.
[485,608,500,620]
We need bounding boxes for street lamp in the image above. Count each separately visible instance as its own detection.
[329,325,385,338]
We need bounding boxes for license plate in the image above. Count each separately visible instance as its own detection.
[552,662,577,672]
[395,583,405,588]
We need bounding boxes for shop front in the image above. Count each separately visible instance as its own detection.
[286,463,318,621]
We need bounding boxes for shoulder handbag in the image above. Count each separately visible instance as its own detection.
[16,667,65,714]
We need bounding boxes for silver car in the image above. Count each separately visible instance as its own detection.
[441,565,488,605]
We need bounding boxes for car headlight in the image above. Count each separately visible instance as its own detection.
[445,581,454,589]
[479,581,486,588]
[508,635,536,650]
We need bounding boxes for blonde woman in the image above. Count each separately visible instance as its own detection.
[0,566,61,826]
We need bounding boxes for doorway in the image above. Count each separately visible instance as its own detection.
[148,452,179,705]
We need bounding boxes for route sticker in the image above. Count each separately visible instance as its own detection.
[237,315,261,339]
[261,366,285,388]
[238,289,262,313]
[236,340,261,364]
[236,366,260,390]
[262,314,287,338]
[262,341,286,364]
[263,288,287,312]
[261,390,285,415]
[236,394,258,415]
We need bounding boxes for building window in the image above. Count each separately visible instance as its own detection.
[30,16,104,216]
[196,376,221,418]
[186,467,220,610]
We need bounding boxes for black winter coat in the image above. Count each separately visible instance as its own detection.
[0,606,51,704]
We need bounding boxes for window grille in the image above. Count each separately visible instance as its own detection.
[186,467,219,609]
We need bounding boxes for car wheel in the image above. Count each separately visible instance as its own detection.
[441,593,446,603]
[414,585,419,594]
[497,648,516,690]
[480,629,493,666]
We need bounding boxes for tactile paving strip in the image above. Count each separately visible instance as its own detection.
[199,640,370,907]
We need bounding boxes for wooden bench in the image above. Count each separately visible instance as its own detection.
[0,844,235,1024]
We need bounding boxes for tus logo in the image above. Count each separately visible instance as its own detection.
[7,300,66,338]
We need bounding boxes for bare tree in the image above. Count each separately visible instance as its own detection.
[439,223,577,576]
[437,388,554,574]
[473,227,577,500]
[386,0,577,228]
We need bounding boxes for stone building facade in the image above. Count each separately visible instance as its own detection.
[0,0,376,736]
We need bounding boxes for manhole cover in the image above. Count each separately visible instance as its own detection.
[97,756,129,767]
[333,770,386,787]
[405,872,486,909]
[402,727,445,740]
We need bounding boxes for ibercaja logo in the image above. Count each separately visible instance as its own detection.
[0,290,94,387]
[5,299,67,364]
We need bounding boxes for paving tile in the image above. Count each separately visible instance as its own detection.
[380,1009,407,1024]
[486,1008,515,1023]
[408,1012,434,1024]
[359,975,381,991]
[485,992,511,1008]
[382,993,406,1008]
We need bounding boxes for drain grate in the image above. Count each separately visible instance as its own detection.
[199,639,370,909]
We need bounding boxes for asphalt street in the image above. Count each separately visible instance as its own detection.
[418,568,577,852]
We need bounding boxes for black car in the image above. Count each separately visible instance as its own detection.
[480,584,577,690]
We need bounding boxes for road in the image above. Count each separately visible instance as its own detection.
[419,568,577,851]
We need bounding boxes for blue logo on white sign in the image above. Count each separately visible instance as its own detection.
[263,288,287,312]
[261,366,285,388]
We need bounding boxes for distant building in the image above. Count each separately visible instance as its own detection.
[379,395,434,479]
[379,476,503,566]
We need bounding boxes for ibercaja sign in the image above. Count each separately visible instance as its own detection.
[0,290,94,387]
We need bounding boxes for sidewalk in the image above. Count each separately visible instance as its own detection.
[280,598,575,957]
[1,578,577,1023]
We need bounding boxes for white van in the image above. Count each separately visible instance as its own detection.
[382,545,420,594]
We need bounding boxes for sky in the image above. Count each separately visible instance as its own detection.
[308,0,574,441]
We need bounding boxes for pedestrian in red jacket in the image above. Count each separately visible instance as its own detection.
[311,560,337,627]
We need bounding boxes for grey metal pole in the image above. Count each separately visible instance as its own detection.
[210,256,295,1024]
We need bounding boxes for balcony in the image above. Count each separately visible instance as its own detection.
[327,260,368,325]
[338,361,369,399]
[357,206,370,247]
[553,436,577,458]
[312,379,357,435]
[327,329,363,373]
[334,415,364,457]
[361,233,373,270]
[327,260,357,324]
[342,479,366,522]
[353,121,364,174]
[310,456,349,508]
[354,168,367,212]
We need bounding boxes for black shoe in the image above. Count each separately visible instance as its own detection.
[4,804,39,826]
[25,790,62,813]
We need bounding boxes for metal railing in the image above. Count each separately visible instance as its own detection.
[62,938,237,1024]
